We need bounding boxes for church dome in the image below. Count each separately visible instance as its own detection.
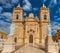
[29,13,34,17]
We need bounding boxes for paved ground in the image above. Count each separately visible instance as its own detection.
[14,44,45,53]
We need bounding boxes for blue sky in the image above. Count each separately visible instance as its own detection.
[0,0,60,35]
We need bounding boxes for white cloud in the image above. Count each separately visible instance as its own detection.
[2,12,12,21]
[51,21,60,35]
[0,7,3,13]
[33,8,38,11]
[35,16,39,19]
[56,18,60,21]
[3,3,13,8]
[51,0,57,4]
[0,0,19,8]
[53,0,57,4]
[23,0,32,11]
[0,0,6,4]
[56,8,60,14]
[43,0,46,2]
[0,0,31,9]
[56,11,59,13]
[0,20,11,34]
[54,16,57,18]
[0,12,12,34]
[58,8,60,13]
[0,0,12,8]
[24,12,27,16]
[11,0,19,4]
[2,12,12,18]
[48,0,57,7]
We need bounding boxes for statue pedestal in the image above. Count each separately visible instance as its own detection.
[0,39,6,51]
[47,36,59,53]
[2,44,15,53]
[2,36,15,53]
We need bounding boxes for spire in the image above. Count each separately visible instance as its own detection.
[17,3,20,8]
[42,4,46,8]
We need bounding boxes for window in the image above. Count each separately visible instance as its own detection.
[33,31,35,33]
[37,28,38,31]
[27,31,29,33]
[30,29,32,31]
[14,37,17,43]
[16,14,19,19]
[1,35,3,39]
[44,15,47,20]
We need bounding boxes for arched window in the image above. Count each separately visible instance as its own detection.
[1,35,3,39]
[14,37,17,43]
[30,29,32,32]
[16,14,19,19]
[44,15,47,20]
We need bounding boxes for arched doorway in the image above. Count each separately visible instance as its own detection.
[29,35,33,43]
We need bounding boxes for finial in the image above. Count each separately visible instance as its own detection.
[29,12,34,17]
[43,4,45,7]
[42,4,46,8]
[17,3,20,8]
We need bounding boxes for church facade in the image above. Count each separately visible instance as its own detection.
[12,4,50,46]
[0,4,59,53]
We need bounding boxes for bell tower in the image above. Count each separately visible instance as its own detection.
[12,4,24,46]
[39,4,51,47]
[40,4,50,22]
[12,4,23,22]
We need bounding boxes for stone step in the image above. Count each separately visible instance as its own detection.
[13,44,45,53]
